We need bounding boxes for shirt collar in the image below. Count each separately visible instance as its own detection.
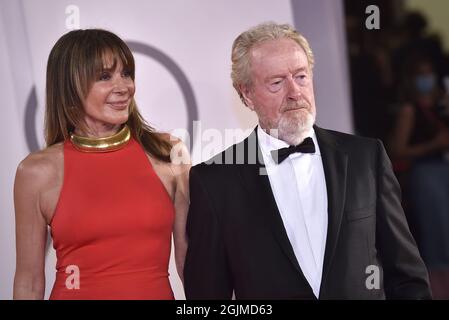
[257,125,321,159]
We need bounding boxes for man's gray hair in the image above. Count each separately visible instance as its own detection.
[231,22,315,105]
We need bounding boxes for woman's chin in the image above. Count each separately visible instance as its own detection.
[104,115,129,126]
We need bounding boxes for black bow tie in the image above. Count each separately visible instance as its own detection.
[271,137,315,164]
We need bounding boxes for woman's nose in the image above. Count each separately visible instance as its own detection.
[112,77,128,94]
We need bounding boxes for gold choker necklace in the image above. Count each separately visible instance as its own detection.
[70,125,131,153]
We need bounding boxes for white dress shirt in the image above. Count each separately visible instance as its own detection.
[257,126,328,298]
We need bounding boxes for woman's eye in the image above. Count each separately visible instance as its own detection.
[122,70,132,78]
[99,72,111,81]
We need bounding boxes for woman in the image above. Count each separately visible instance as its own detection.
[13,29,190,299]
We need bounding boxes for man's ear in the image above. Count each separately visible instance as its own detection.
[239,84,255,111]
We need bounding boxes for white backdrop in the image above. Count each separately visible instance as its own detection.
[0,0,352,299]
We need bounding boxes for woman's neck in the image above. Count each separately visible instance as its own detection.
[74,123,122,138]
[70,124,131,153]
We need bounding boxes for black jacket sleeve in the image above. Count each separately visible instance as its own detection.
[183,166,233,299]
[375,140,432,299]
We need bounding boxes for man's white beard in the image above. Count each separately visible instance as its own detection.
[277,109,315,145]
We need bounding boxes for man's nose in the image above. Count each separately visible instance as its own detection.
[286,77,302,101]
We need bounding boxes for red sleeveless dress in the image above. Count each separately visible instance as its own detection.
[49,138,175,299]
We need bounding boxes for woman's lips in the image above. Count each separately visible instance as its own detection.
[107,99,129,110]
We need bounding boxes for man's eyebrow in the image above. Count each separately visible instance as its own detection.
[293,67,308,73]
[266,74,286,80]
[266,67,309,80]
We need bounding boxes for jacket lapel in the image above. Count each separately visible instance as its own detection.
[314,126,348,296]
[236,128,305,277]
[235,126,349,296]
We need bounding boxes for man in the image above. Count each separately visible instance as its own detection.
[184,22,431,299]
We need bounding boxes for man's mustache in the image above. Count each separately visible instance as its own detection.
[281,100,311,112]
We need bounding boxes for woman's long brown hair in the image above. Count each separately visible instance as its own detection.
[45,29,172,162]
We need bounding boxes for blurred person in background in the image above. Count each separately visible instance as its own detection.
[390,55,449,299]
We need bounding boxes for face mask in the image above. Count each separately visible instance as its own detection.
[415,74,436,94]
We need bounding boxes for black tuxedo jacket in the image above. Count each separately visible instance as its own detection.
[184,126,431,299]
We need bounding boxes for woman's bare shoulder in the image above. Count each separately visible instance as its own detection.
[16,143,64,184]
[150,133,189,165]
[161,133,191,165]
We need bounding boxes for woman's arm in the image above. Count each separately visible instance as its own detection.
[170,139,191,283]
[13,156,50,299]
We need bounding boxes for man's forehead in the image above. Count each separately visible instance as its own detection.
[251,38,305,57]
[249,39,309,76]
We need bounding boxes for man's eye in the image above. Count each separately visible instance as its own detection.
[271,79,283,86]
[268,80,283,92]
[295,74,308,85]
